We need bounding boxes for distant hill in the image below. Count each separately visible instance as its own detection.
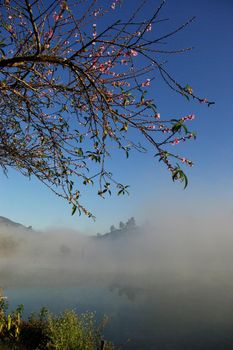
[94,217,140,241]
[0,216,32,230]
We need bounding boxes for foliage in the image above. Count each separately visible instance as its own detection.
[0,0,214,217]
[0,299,113,350]
[0,299,23,343]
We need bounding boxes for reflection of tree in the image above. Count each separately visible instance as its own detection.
[109,283,138,302]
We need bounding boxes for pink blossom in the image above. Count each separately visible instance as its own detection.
[147,125,155,130]
[141,79,151,87]
[182,114,195,121]
[121,59,128,65]
[171,138,180,145]
[53,12,63,22]
[130,49,138,56]
[99,64,106,73]
[124,49,138,57]
[45,29,53,40]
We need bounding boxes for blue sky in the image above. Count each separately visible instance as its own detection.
[0,0,232,234]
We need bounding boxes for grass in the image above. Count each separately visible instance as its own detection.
[0,299,113,350]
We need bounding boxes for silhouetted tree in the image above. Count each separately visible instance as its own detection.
[110,225,116,233]
[126,217,136,229]
[119,221,125,230]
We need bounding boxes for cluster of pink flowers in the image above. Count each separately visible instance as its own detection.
[171,138,180,145]
[112,80,130,87]
[181,114,195,121]
[98,60,113,73]
[181,158,193,166]
[124,49,138,57]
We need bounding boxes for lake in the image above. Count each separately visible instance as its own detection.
[4,268,233,350]
[1,223,233,349]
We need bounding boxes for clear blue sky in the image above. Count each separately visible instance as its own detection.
[0,0,232,235]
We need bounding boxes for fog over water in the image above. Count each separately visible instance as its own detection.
[1,209,233,349]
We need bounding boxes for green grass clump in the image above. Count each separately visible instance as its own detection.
[0,299,113,350]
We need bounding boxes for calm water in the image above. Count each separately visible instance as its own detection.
[4,269,233,350]
[2,222,233,349]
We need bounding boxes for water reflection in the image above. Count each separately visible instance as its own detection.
[3,269,233,350]
[1,216,233,349]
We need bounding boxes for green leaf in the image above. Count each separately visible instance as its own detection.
[71,205,77,215]
[172,168,188,189]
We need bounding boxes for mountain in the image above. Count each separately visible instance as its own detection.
[0,216,32,230]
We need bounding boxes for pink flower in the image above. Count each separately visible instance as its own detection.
[53,12,63,22]
[171,138,180,145]
[141,79,151,87]
[99,64,106,73]
[124,49,138,57]
[182,114,195,121]
[130,49,138,56]
[147,125,155,130]
[45,29,53,40]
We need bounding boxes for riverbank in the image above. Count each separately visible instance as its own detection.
[0,299,113,350]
